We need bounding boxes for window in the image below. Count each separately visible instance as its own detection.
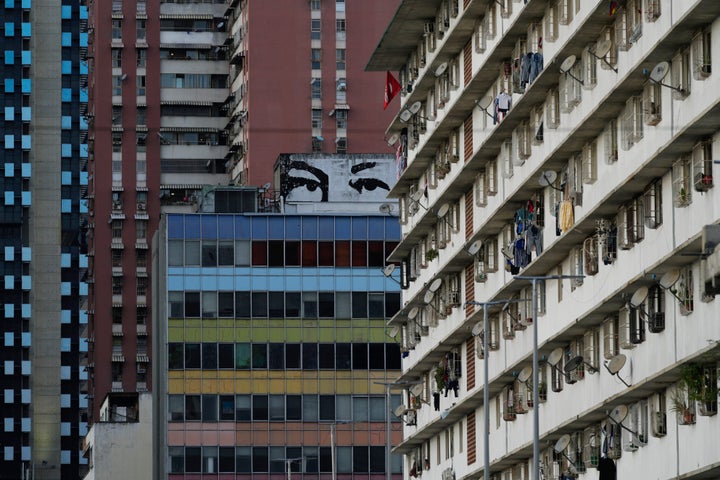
[474,171,487,207]
[112,19,122,39]
[311,109,322,129]
[559,65,582,112]
[336,49,346,70]
[112,75,122,96]
[111,220,122,239]
[545,89,560,129]
[336,19,346,40]
[336,137,347,154]
[581,47,597,90]
[643,179,663,229]
[474,18,486,53]
[136,19,146,40]
[544,1,559,42]
[311,49,322,70]
[136,220,147,241]
[336,110,347,129]
[675,266,694,315]
[136,277,147,296]
[603,316,619,359]
[691,139,713,192]
[583,236,599,276]
[112,48,122,68]
[311,78,321,99]
[620,96,643,151]
[583,329,600,372]
[311,19,321,40]
[582,141,597,184]
[604,119,618,163]
[599,26,618,71]
[671,48,691,99]
[645,0,661,22]
[672,156,692,207]
[137,75,146,96]
[692,28,712,80]
[310,0,320,10]
[484,4,496,41]
[643,81,662,126]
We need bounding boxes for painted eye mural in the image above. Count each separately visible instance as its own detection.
[285,160,330,202]
[348,162,391,194]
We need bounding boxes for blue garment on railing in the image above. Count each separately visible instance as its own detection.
[528,52,543,84]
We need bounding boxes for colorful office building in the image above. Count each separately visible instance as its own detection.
[152,155,407,478]
[0,0,88,477]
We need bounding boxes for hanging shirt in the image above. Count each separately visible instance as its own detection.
[497,92,512,110]
[559,199,574,232]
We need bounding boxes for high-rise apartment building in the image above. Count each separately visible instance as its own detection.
[1,0,87,477]
[224,0,400,186]
[152,155,405,479]
[85,0,229,420]
[370,1,720,479]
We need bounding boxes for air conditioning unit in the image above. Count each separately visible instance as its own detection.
[442,468,455,480]
[406,410,417,426]
[446,290,460,307]
[648,312,665,333]
[424,22,434,34]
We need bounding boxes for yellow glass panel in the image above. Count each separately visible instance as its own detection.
[318,325,335,342]
[169,371,185,380]
[185,319,202,329]
[354,318,370,327]
[252,378,269,394]
[203,378,219,392]
[169,319,184,329]
[368,327,386,342]
[301,327,318,342]
[168,378,185,394]
[235,321,252,341]
[335,378,353,394]
[185,378,202,394]
[168,327,184,342]
[285,327,302,342]
[285,377,303,394]
[218,319,234,328]
[268,379,285,394]
[202,327,218,342]
[285,319,302,329]
[318,378,336,394]
[218,328,234,342]
[336,326,353,342]
[351,328,369,342]
[268,327,284,342]
[353,379,370,394]
[219,378,235,393]
[303,378,319,393]
[185,327,201,342]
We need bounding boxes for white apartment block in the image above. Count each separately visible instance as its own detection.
[369,1,720,479]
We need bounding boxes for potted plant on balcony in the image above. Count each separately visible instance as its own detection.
[670,387,695,425]
[425,249,439,262]
[680,363,718,416]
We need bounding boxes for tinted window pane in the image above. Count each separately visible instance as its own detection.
[268,344,284,370]
[236,447,251,473]
[202,241,217,267]
[185,343,200,368]
[302,292,317,318]
[304,395,318,422]
[319,395,335,421]
[252,292,267,317]
[318,292,334,317]
[352,292,367,318]
[235,343,250,369]
[335,240,350,266]
[219,395,235,420]
[336,343,351,370]
[353,446,368,473]
[218,292,234,317]
[202,343,217,369]
[319,344,334,369]
[303,343,318,369]
[185,395,201,420]
[302,240,317,266]
[235,395,250,421]
[335,291,351,318]
[253,396,268,421]
[186,447,201,472]
[235,291,250,318]
[169,343,183,369]
[218,241,234,265]
[253,447,268,472]
[251,241,267,265]
[285,241,300,266]
[386,343,401,370]
[286,292,301,317]
[386,292,401,317]
[287,395,302,420]
[235,240,251,266]
[268,240,284,266]
[202,394,218,421]
[268,292,285,318]
[252,344,267,369]
[286,344,301,369]
[368,293,384,318]
[352,344,367,370]
[351,241,366,266]
[369,344,385,370]
[185,292,200,317]
[370,446,385,473]
[219,447,235,472]
[368,241,385,267]
[318,241,334,266]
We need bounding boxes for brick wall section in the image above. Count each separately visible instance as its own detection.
[465,263,475,317]
[464,115,473,163]
[467,410,477,465]
[463,39,472,86]
[466,336,475,391]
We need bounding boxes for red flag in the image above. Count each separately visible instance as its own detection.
[384,71,402,110]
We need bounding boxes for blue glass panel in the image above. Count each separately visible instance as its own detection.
[368,217,385,240]
[61,282,70,295]
[21,0,30,8]
[61,144,71,157]
[61,171,71,185]
[4,51,13,65]
[301,216,317,239]
[80,171,88,185]
[318,216,334,240]
[20,22,29,36]
[61,116,71,129]
[217,215,233,239]
[21,247,30,261]
[21,79,30,93]
[21,107,29,121]
[61,60,71,74]
[251,216,267,240]
[61,5,70,18]
[80,6,87,19]
[4,23,13,36]
[184,276,200,290]
[80,32,88,47]
[4,107,13,120]
[217,276,234,290]
[352,216,367,239]
[267,276,284,290]
[80,116,88,130]
[4,79,13,92]
[251,276,267,290]
[168,215,183,239]
[285,276,301,290]
[20,50,30,64]
[234,276,251,290]
[318,276,334,290]
[20,191,30,206]
[5,0,13,8]
[3,163,11,176]
[21,163,30,177]
[386,217,401,240]
[61,88,71,101]
[200,276,217,290]
[267,216,284,239]
[285,216,301,239]
[184,215,201,239]
[21,135,30,149]
[61,32,71,46]
[4,191,13,205]
[352,276,369,290]
[335,276,351,291]
[80,60,88,74]
[234,215,250,239]
[80,88,87,102]
[60,253,70,268]
[201,215,217,239]
[168,276,183,291]
[335,216,351,240]
[302,276,318,290]
[80,144,88,157]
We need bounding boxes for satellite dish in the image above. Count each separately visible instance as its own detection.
[472,322,483,337]
[410,189,424,203]
[328,109,335,117]
[564,355,584,373]
[436,202,450,218]
[630,286,649,308]
[389,325,400,338]
[659,269,681,289]
[606,354,627,374]
[408,306,419,320]
[387,132,400,146]
[408,101,422,115]
[428,278,443,293]
[538,170,558,187]
[477,95,493,110]
[394,405,408,417]
[423,289,435,304]
[434,62,448,77]
[379,203,394,214]
[383,264,396,277]
[547,348,564,366]
[399,109,413,123]
[518,366,532,383]
[609,404,629,424]
[410,383,424,397]
[596,38,612,58]
[467,240,483,256]
[649,61,670,83]
[559,55,577,73]
[262,182,272,190]
[120,73,128,80]
[554,434,571,453]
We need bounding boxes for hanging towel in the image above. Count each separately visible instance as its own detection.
[559,199,574,232]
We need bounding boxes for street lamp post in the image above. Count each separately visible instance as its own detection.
[465,298,530,480]
[514,274,584,480]
[374,379,423,480]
